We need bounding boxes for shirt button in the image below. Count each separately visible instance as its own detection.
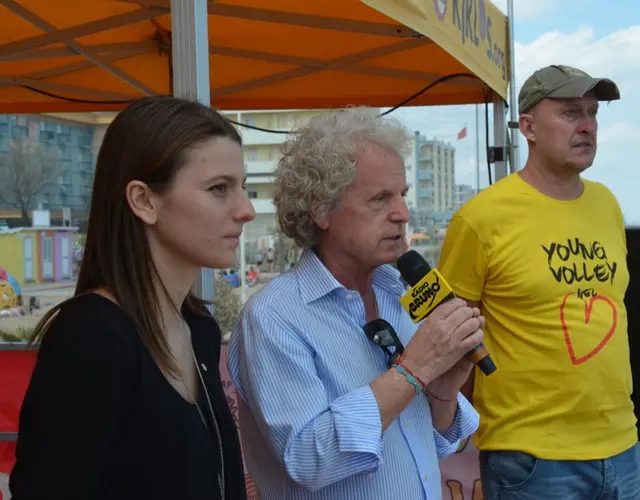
[367,473,374,479]
[403,421,411,428]
[424,473,429,480]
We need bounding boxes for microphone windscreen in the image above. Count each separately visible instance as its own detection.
[397,250,432,287]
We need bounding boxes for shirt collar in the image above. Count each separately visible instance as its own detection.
[295,248,407,304]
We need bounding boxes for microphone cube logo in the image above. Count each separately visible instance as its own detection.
[434,0,447,21]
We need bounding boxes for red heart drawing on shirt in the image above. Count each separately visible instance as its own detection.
[560,292,617,365]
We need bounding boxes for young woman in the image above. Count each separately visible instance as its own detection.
[10,96,255,500]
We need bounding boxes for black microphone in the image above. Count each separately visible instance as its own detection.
[396,250,496,376]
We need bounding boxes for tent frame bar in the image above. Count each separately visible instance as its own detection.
[121,0,422,39]
[170,0,216,306]
[1,0,155,96]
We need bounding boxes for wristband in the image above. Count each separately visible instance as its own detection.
[393,364,424,395]
[391,355,427,395]
[392,355,454,403]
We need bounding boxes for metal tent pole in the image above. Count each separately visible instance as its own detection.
[507,0,519,172]
[170,0,216,310]
[493,96,508,181]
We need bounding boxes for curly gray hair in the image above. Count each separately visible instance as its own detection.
[274,107,411,248]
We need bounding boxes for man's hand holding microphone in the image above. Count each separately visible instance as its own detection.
[370,251,490,431]
[370,297,483,431]
[400,297,484,401]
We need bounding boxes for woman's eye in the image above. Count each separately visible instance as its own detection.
[210,184,228,194]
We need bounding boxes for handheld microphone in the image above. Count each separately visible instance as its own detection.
[396,250,496,376]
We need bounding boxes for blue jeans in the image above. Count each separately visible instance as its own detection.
[480,443,640,499]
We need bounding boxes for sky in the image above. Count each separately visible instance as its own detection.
[386,0,640,224]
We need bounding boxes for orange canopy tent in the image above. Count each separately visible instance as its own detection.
[0,0,511,113]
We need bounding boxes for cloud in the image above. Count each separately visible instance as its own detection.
[491,0,555,20]
[395,24,640,222]
[598,122,640,145]
[513,26,640,89]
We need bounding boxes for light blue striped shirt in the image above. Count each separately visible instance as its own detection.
[228,249,479,499]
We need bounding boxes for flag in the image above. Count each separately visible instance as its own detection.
[457,126,467,140]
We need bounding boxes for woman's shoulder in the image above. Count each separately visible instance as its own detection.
[27,294,143,396]
[40,293,141,356]
[55,292,134,328]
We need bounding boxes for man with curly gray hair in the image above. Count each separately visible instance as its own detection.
[229,107,482,499]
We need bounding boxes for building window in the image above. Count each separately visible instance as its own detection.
[246,118,257,127]
[28,121,39,139]
[246,147,258,161]
[247,190,258,199]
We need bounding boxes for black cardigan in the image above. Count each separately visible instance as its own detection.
[10,293,247,500]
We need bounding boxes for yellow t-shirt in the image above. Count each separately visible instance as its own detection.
[438,173,636,460]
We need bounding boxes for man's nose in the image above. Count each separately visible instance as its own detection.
[576,115,597,135]
[390,197,410,223]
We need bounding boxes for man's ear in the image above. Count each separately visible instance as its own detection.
[311,201,329,230]
[125,180,160,225]
[519,113,536,143]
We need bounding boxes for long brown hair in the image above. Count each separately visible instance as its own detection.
[30,96,241,377]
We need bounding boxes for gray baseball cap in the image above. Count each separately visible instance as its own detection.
[518,65,620,114]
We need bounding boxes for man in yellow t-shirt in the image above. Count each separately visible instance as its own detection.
[439,65,639,498]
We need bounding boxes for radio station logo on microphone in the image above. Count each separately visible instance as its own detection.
[401,269,454,321]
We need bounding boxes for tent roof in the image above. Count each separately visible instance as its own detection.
[0,0,510,114]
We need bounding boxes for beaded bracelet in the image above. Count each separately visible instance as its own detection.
[392,355,454,403]
[393,364,424,395]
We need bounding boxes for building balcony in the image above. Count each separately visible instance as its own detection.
[417,171,433,181]
[240,128,290,146]
[246,160,277,175]
[246,175,273,185]
[251,198,276,215]
[418,188,433,198]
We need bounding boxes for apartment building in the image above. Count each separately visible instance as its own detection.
[405,132,456,221]
[0,112,111,224]
[454,184,477,211]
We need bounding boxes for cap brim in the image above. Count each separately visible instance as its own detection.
[548,77,620,102]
